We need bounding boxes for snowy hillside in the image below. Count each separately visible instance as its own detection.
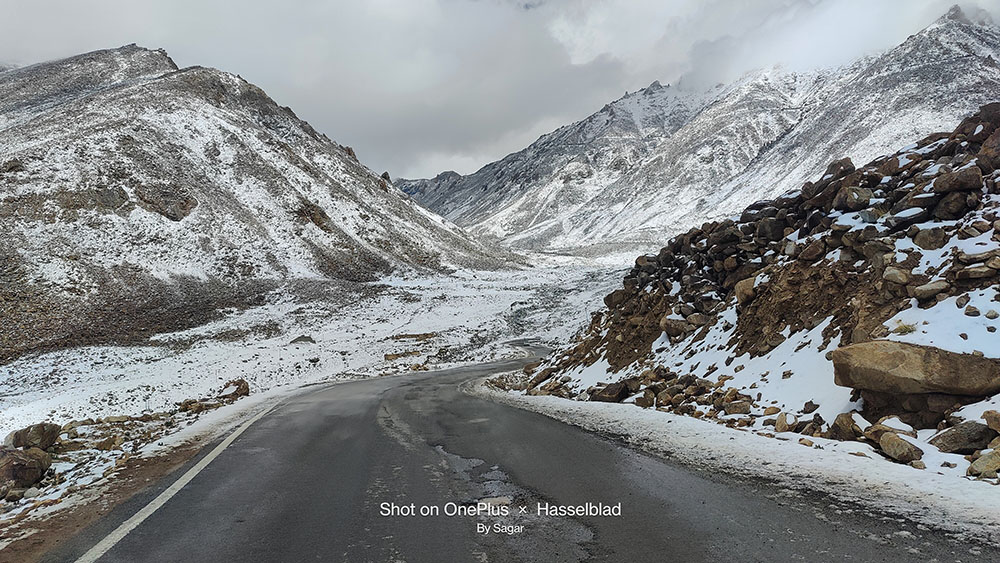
[0,45,506,361]
[402,6,1000,255]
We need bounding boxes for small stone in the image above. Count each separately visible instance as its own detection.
[802,400,819,414]
[763,406,781,416]
[799,438,815,447]
[909,280,949,300]
[882,267,909,284]
[987,310,999,320]
[968,450,1000,476]
[686,313,710,326]
[775,413,796,433]
[909,460,926,470]
[22,487,40,499]
[724,401,751,415]
[965,306,981,317]
[879,432,923,463]
[984,410,1000,433]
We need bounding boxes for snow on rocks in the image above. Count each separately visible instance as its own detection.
[513,102,1000,489]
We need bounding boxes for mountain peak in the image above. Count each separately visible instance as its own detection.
[935,4,993,27]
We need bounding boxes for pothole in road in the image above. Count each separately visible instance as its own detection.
[433,444,595,562]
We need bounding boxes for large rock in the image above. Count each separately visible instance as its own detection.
[968,450,1000,477]
[932,166,983,193]
[591,382,629,403]
[832,341,1000,396]
[912,227,947,250]
[4,423,62,450]
[0,447,51,488]
[928,421,997,454]
[879,432,923,463]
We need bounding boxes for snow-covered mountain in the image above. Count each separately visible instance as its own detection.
[0,44,504,360]
[400,5,1000,255]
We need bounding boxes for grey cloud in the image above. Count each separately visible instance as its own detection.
[0,0,996,178]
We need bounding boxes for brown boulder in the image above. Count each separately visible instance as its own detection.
[984,410,1000,432]
[724,401,751,415]
[4,423,62,450]
[968,450,1000,476]
[218,379,250,401]
[825,412,863,441]
[932,166,983,193]
[928,421,997,454]
[832,341,1000,396]
[659,317,693,337]
[798,240,826,261]
[0,447,51,488]
[634,389,656,408]
[734,276,757,306]
[591,382,629,403]
[911,227,947,250]
[879,432,923,463]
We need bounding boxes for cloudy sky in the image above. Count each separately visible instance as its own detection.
[1,0,997,178]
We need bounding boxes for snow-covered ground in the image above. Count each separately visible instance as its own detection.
[0,263,618,436]
[473,382,1000,544]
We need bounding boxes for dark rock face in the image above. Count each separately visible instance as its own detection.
[134,183,198,221]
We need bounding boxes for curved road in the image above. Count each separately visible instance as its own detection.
[44,344,995,562]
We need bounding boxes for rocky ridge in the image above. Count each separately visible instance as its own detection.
[403,6,1000,255]
[515,102,1000,478]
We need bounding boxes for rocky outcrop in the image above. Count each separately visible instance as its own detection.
[523,101,1000,474]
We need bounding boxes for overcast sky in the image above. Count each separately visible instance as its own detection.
[1,0,997,178]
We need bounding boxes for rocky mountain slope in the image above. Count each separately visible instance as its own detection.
[517,102,1000,481]
[0,45,505,361]
[402,6,1000,255]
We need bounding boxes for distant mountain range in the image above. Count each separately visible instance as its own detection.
[400,5,1000,256]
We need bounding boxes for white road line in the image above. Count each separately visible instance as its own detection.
[75,404,278,563]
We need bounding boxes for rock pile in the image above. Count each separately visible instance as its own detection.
[524,103,1000,472]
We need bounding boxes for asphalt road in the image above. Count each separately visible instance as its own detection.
[45,343,996,562]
